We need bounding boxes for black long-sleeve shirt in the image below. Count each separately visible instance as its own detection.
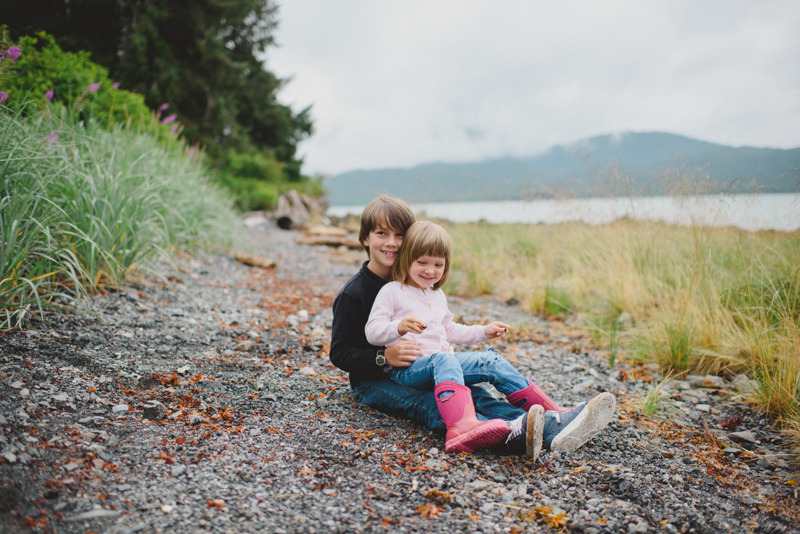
[330,261,389,385]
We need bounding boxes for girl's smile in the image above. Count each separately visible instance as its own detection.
[407,255,446,289]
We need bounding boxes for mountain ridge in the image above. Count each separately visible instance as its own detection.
[324,132,800,205]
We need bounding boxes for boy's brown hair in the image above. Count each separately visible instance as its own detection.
[359,194,416,257]
[392,221,452,290]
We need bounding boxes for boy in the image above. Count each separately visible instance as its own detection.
[330,194,614,457]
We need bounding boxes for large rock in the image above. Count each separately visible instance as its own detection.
[234,340,254,352]
[142,404,167,421]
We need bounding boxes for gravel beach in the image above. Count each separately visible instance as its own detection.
[1,222,798,534]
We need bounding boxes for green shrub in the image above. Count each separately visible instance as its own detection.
[3,32,152,126]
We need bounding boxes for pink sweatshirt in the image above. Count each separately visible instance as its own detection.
[365,281,487,356]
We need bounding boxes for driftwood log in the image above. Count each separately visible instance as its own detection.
[295,235,363,249]
[304,225,348,237]
[235,252,277,269]
[274,190,331,229]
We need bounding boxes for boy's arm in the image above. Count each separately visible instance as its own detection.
[330,291,381,373]
[365,287,403,347]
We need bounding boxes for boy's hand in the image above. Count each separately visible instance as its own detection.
[385,341,422,368]
[398,316,426,336]
[485,322,511,339]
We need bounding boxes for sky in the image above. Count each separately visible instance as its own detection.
[265,1,800,176]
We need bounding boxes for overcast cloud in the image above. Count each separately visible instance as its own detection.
[265,1,800,176]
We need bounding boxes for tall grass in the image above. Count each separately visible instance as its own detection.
[444,213,800,430]
[1,105,239,329]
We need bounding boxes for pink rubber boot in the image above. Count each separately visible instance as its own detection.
[435,382,510,453]
[506,381,569,412]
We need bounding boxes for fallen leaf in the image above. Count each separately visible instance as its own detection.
[467,514,481,520]
[418,502,443,519]
[720,415,743,430]
[787,480,798,486]
[207,499,225,508]
[423,489,451,504]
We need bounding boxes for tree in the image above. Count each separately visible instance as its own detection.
[4,0,312,181]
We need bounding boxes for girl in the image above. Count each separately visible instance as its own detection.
[365,221,556,456]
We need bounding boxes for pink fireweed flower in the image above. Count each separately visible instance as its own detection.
[171,124,179,133]
[112,82,119,89]
[41,131,59,143]
[5,46,21,62]
[0,91,8,103]
[161,114,176,124]
[159,103,169,111]
[88,83,100,93]
[45,90,54,101]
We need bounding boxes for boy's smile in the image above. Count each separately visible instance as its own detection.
[407,255,445,290]
[363,226,404,279]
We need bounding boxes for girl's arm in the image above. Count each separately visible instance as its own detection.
[365,286,404,346]
[440,293,487,344]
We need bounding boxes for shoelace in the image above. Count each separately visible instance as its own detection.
[505,415,525,443]
[553,412,561,424]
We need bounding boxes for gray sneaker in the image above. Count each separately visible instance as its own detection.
[543,392,616,452]
[505,405,545,461]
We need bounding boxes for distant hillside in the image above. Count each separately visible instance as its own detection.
[324,132,800,205]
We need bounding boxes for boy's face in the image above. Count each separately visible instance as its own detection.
[363,226,404,272]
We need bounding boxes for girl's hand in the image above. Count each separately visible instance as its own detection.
[398,316,426,335]
[485,322,511,339]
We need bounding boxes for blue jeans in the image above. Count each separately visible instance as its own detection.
[352,351,527,438]
[389,350,530,397]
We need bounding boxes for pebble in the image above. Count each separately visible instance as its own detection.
[143,404,167,420]
[112,404,129,413]
[234,340,254,352]
[730,431,757,443]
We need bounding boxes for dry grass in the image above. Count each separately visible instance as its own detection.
[443,215,800,444]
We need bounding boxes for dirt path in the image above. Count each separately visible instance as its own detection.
[1,224,797,534]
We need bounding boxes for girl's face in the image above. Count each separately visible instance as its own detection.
[407,255,446,290]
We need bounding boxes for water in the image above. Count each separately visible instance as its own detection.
[328,193,800,232]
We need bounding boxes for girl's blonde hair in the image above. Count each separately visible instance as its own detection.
[392,221,452,290]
